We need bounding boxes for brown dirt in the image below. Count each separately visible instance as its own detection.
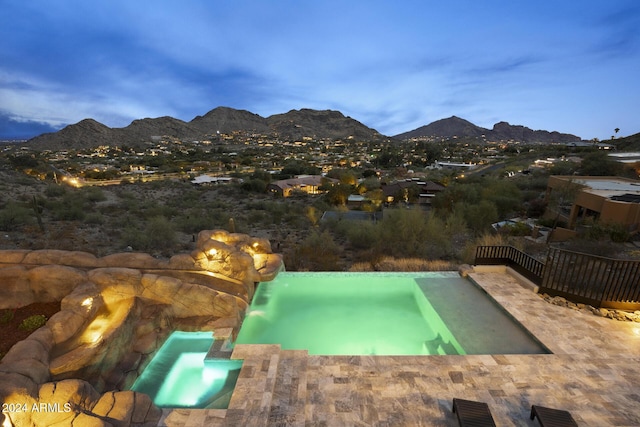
[0,302,61,359]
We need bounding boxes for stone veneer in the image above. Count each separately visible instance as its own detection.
[0,230,283,427]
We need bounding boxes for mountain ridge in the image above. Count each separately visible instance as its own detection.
[24,108,583,151]
[395,115,581,143]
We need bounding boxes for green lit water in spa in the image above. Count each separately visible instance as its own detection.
[130,331,242,409]
[235,271,548,356]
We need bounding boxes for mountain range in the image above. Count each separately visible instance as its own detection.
[395,116,581,143]
[24,107,582,151]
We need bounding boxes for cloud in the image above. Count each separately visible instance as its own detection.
[0,112,60,139]
[1,0,639,141]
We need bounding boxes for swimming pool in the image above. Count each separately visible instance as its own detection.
[130,331,242,409]
[234,271,549,356]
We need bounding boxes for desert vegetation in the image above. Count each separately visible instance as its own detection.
[1,163,635,273]
[1,135,638,270]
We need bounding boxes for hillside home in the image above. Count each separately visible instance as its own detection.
[190,175,233,185]
[382,178,445,205]
[544,175,640,236]
[267,175,337,197]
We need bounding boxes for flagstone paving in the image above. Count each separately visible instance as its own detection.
[158,266,640,426]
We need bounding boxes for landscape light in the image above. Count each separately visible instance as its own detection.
[81,297,93,308]
[208,248,218,257]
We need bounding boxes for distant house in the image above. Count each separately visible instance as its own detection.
[347,194,367,209]
[267,175,337,197]
[191,175,233,185]
[545,175,640,237]
[427,160,478,171]
[381,178,445,205]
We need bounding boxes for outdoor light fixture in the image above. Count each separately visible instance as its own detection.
[208,248,218,256]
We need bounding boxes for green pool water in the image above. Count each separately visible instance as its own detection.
[234,271,549,356]
[130,331,242,409]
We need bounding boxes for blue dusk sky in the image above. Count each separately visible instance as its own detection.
[1,0,639,141]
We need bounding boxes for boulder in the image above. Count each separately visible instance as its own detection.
[0,392,37,427]
[100,253,160,269]
[0,265,33,309]
[91,391,131,422]
[88,268,143,301]
[37,379,101,425]
[140,274,182,304]
[60,281,104,317]
[0,249,29,264]
[22,249,97,267]
[28,265,87,302]
[27,327,56,354]
[2,336,50,366]
[0,358,49,385]
[0,371,38,399]
[166,253,198,269]
[48,310,88,344]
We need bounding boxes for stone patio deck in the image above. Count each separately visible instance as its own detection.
[158,266,640,426]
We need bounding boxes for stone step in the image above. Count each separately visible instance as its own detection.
[267,349,308,427]
[223,344,282,427]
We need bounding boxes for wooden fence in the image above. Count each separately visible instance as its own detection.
[475,245,640,310]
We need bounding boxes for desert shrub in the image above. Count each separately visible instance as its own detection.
[82,186,107,202]
[247,210,268,225]
[422,214,453,259]
[146,216,177,248]
[19,314,47,331]
[84,213,104,225]
[349,257,457,272]
[142,202,178,220]
[0,310,14,324]
[51,202,86,221]
[377,208,427,257]
[0,202,33,231]
[265,202,286,223]
[177,209,222,233]
[537,217,566,229]
[241,179,268,193]
[500,222,532,236]
[284,230,342,271]
[344,221,379,250]
[463,200,498,235]
[582,222,630,243]
[117,190,137,201]
[377,208,450,258]
[526,198,548,218]
[44,184,67,197]
[608,224,631,243]
[124,216,177,253]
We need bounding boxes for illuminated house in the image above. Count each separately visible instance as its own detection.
[382,179,445,205]
[267,175,337,197]
[545,175,640,234]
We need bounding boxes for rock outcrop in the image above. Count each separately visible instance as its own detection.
[0,229,284,427]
